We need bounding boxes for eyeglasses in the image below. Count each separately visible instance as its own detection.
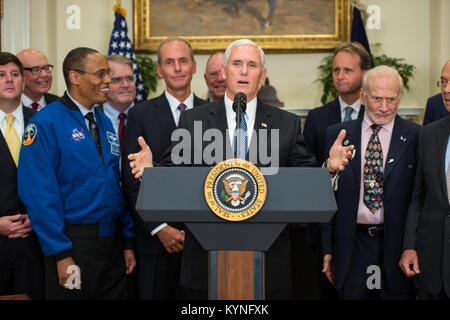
[110,75,135,85]
[74,69,111,79]
[23,64,53,75]
[437,78,449,88]
[367,95,399,106]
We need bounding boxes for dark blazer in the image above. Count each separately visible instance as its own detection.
[422,93,448,125]
[322,115,419,293]
[122,92,206,255]
[0,106,42,263]
[303,98,365,166]
[159,99,316,293]
[44,93,60,105]
[403,115,450,295]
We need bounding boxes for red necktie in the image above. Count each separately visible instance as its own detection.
[118,113,126,150]
[31,102,39,111]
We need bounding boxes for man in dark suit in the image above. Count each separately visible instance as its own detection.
[127,39,354,299]
[422,94,448,125]
[122,38,206,300]
[299,42,372,299]
[400,60,450,299]
[16,49,59,111]
[322,65,419,299]
[0,52,44,299]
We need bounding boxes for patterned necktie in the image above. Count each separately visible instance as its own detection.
[84,112,103,161]
[233,112,248,159]
[343,106,353,122]
[4,114,21,166]
[363,124,384,213]
[118,112,126,150]
[177,103,187,127]
[31,102,39,111]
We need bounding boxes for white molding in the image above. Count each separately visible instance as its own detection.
[2,0,30,53]
[286,106,424,118]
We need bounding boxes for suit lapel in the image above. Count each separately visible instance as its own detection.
[249,101,274,162]
[383,116,410,181]
[328,99,342,124]
[153,93,177,133]
[346,118,363,191]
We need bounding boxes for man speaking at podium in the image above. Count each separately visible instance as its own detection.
[127,39,352,299]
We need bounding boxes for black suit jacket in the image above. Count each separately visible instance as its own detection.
[404,115,450,295]
[0,106,42,263]
[44,93,60,105]
[122,93,206,255]
[323,115,419,292]
[422,93,448,125]
[159,99,316,292]
[303,98,365,165]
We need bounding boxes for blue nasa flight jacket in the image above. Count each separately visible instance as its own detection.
[18,93,135,257]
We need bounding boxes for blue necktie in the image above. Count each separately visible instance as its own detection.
[343,106,354,122]
[233,112,248,159]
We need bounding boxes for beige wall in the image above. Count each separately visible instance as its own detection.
[3,0,449,114]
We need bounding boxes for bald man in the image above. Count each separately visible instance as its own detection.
[204,52,226,102]
[16,49,59,111]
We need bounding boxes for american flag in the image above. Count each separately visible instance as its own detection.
[108,11,147,103]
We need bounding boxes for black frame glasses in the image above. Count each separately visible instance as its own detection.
[23,64,54,75]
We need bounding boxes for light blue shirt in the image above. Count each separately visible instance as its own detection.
[66,91,95,128]
[102,102,134,136]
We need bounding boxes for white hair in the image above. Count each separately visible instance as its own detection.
[224,39,265,68]
[362,65,403,95]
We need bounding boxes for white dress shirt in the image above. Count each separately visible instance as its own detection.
[224,94,257,147]
[150,91,195,236]
[0,104,25,138]
[21,94,47,111]
[339,96,362,122]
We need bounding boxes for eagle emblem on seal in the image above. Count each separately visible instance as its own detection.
[221,174,251,207]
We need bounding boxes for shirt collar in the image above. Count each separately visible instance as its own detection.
[224,94,257,121]
[66,91,94,118]
[21,93,46,108]
[339,96,362,114]
[165,90,194,114]
[362,112,395,134]
[0,103,24,124]
[103,102,134,119]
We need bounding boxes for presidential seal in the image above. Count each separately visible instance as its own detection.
[204,159,267,221]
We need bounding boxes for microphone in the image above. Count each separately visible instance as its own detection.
[232,92,247,159]
[232,92,247,113]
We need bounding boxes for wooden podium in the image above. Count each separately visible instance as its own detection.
[136,167,336,300]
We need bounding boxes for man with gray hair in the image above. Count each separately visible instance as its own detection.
[126,38,355,299]
[321,65,419,299]
[399,60,450,299]
[204,52,226,102]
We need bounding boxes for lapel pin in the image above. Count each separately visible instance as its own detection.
[261,122,267,128]
[408,164,413,169]
[388,158,394,163]
[400,136,407,142]
[343,139,350,146]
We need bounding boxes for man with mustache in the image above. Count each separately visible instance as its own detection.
[322,65,419,300]
[18,47,136,299]
[122,38,206,300]
[399,60,450,299]
[16,49,59,111]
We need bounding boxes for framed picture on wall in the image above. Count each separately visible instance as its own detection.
[133,0,351,53]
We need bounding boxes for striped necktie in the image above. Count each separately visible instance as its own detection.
[4,114,21,166]
[343,106,353,122]
[232,112,248,159]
